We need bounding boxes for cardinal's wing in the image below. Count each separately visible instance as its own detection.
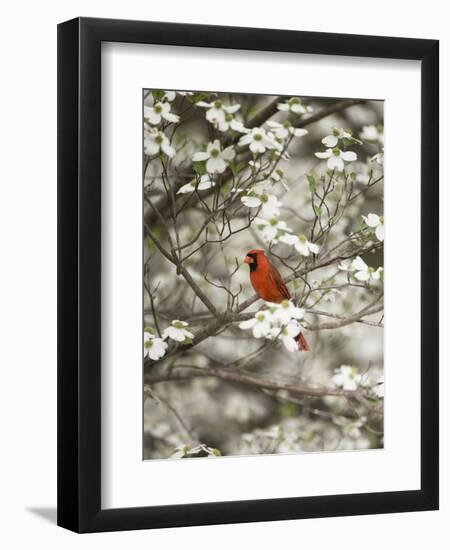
[267,264,291,301]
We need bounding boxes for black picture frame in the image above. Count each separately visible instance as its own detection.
[57,17,439,533]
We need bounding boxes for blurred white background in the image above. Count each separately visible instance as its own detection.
[0,1,447,548]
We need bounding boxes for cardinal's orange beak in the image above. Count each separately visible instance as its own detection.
[243,255,253,264]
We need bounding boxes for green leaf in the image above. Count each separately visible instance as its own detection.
[192,92,209,102]
[279,401,297,418]
[307,174,317,193]
[151,90,165,102]
[192,161,207,176]
[229,161,244,176]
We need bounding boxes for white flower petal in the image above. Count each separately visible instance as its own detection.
[308,242,320,254]
[327,156,344,171]
[224,104,240,114]
[352,256,368,271]
[249,141,267,154]
[241,195,262,208]
[340,150,357,162]
[197,177,215,190]
[293,128,308,137]
[322,135,338,147]
[253,321,271,338]
[279,233,298,245]
[363,213,381,227]
[192,151,210,162]
[147,338,168,360]
[238,134,253,146]
[239,319,257,330]
[177,183,196,194]
[282,336,298,352]
[375,224,385,241]
[221,146,235,161]
[161,141,176,158]
[162,111,180,123]
[144,138,159,156]
[294,240,310,256]
[206,108,226,123]
[355,270,370,282]
[315,150,332,159]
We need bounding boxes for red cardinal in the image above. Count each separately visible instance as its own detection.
[243,249,310,351]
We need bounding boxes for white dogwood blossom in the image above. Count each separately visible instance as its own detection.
[241,193,282,218]
[269,300,305,325]
[162,320,194,343]
[266,120,308,140]
[315,147,357,171]
[144,331,168,361]
[331,365,362,391]
[321,127,362,148]
[217,114,247,133]
[144,128,176,158]
[362,213,384,241]
[279,321,302,352]
[254,216,290,243]
[162,91,176,102]
[177,175,215,194]
[238,310,273,338]
[279,233,320,256]
[196,99,241,125]
[144,102,179,125]
[360,125,384,144]
[238,127,279,154]
[239,301,306,353]
[351,257,383,282]
[277,97,313,114]
[192,139,235,174]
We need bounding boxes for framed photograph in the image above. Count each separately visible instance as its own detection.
[57,17,439,533]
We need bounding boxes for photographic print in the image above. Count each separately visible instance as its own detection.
[143,90,384,460]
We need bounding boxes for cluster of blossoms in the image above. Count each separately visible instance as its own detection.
[331,365,363,390]
[144,91,181,159]
[196,99,246,132]
[267,120,308,140]
[339,256,383,283]
[277,97,314,115]
[330,365,384,399]
[238,415,371,454]
[362,213,384,241]
[251,215,319,257]
[144,320,194,361]
[238,122,308,209]
[239,300,305,352]
[314,126,360,171]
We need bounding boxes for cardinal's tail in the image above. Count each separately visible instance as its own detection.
[295,332,310,351]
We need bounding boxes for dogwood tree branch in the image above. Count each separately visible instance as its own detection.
[144,364,366,400]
